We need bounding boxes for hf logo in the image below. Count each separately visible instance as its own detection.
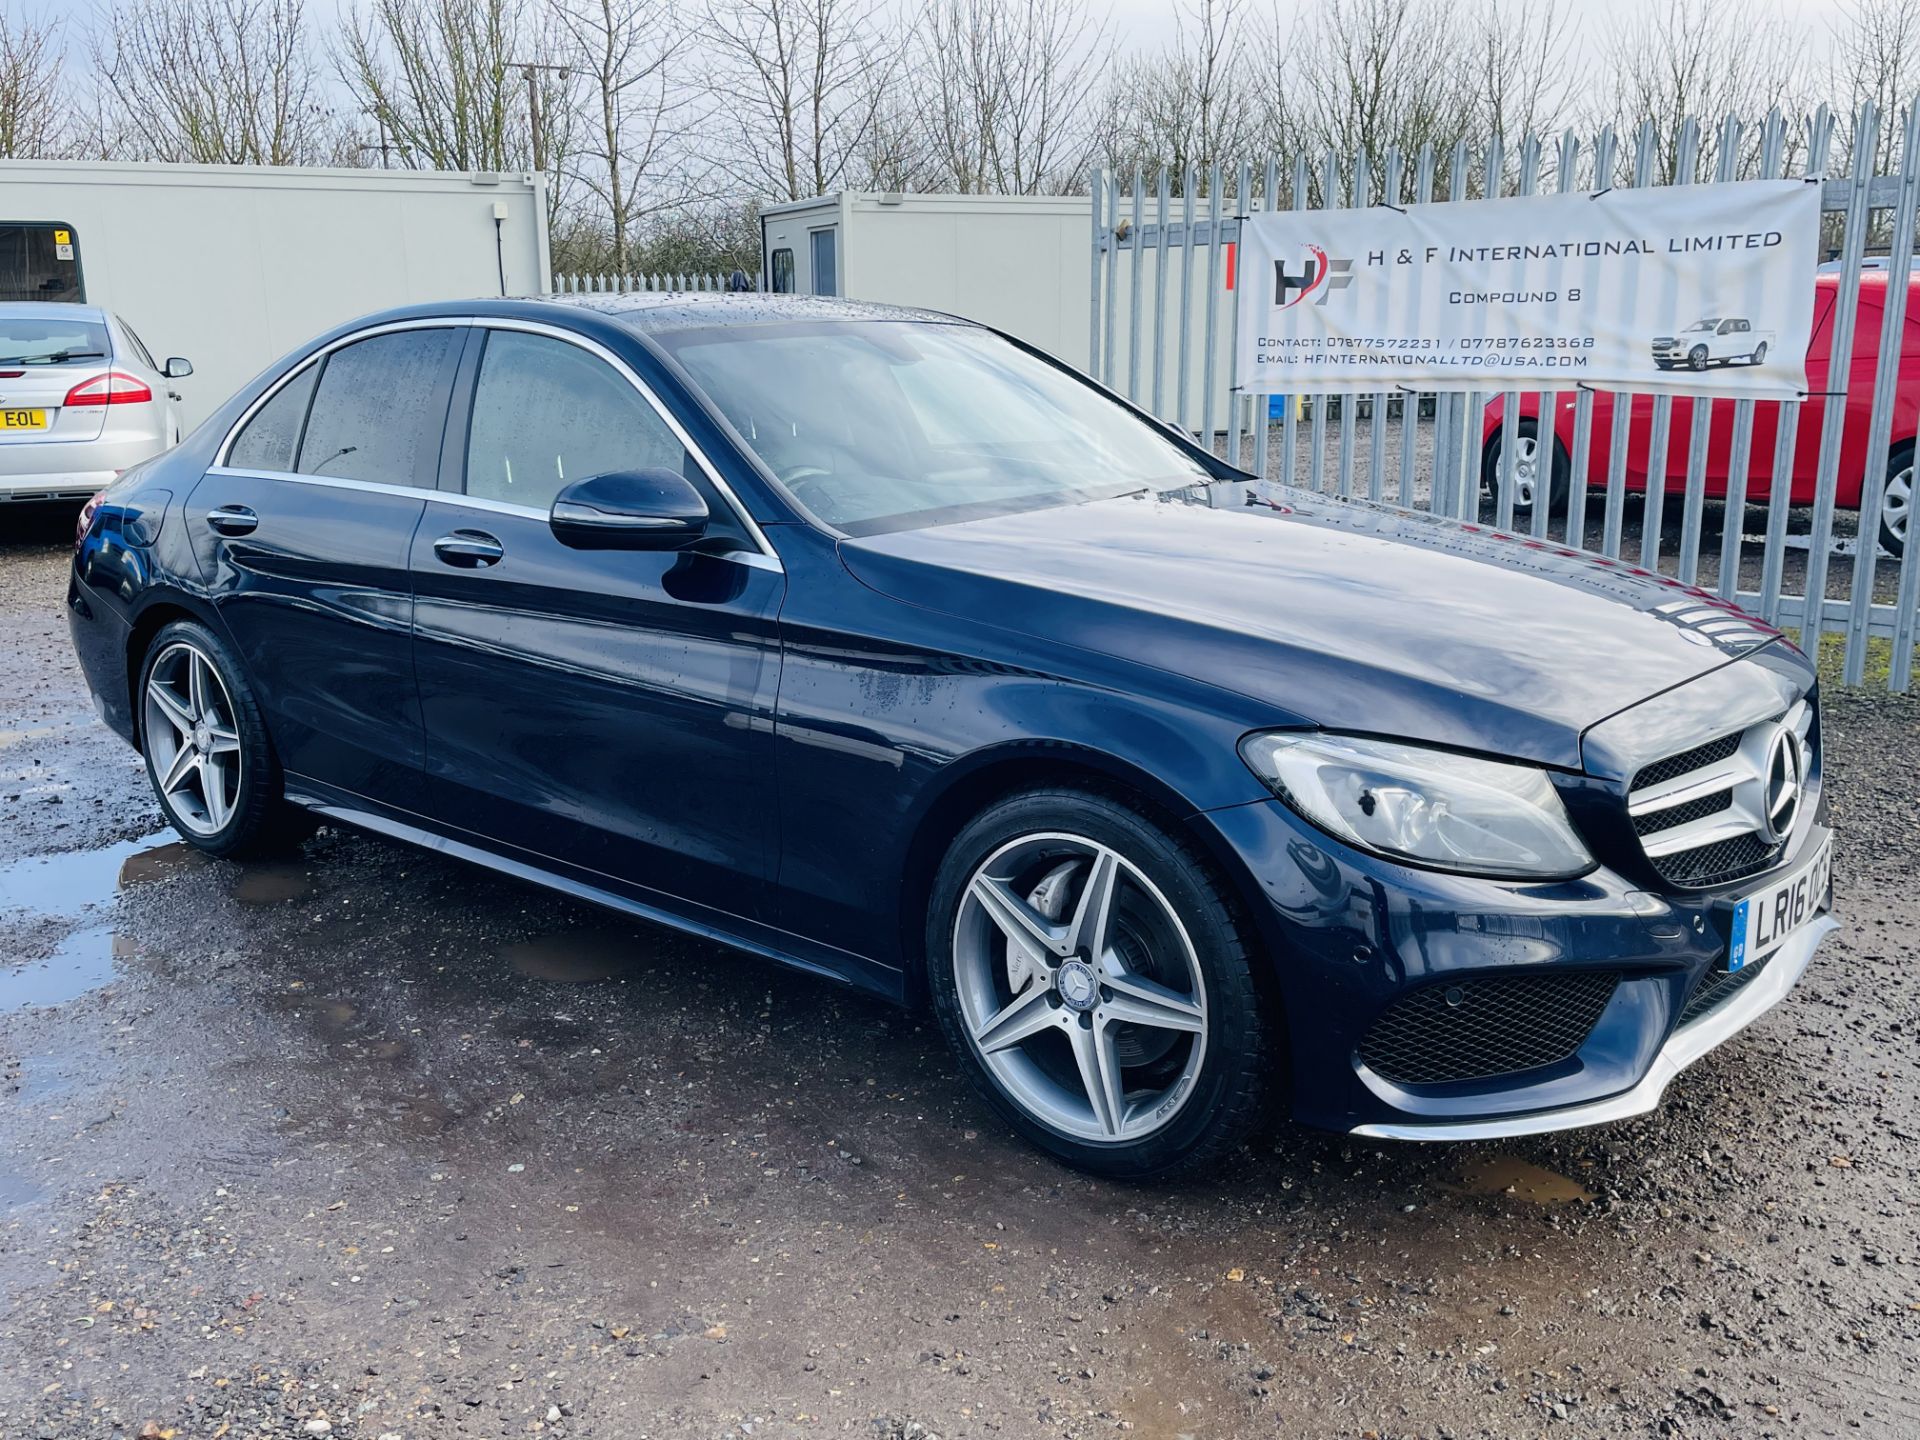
[1272,244,1354,309]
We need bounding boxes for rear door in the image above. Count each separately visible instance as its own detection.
[187,322,463,805]
[408,322,785,919]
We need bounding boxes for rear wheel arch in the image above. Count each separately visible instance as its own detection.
[125,595,225,751]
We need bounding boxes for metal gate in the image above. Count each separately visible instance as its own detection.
[1089,102,1920,694]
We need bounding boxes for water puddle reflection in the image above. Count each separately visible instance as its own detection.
[0,831,182,918]
[0,926,130,1015]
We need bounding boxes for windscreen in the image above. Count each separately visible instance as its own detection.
[658,320,1214,533]
[0,312,109,365]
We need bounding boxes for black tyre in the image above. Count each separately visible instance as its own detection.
[136,618,314,859]
[1481,418,1569,519]
[926,786,1273,1179]
[1688,345,1709,371]
[1751,341,1768,366]
[1880,442,1912,558]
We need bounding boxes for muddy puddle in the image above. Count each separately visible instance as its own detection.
[1443,1153,1595,1204]
[230,862,313,905]
[0,926,131,1014]
[501,928,647,983]
[0,830,185,917]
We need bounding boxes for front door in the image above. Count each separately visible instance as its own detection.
[185,323,462,804]
[408,325,785,921]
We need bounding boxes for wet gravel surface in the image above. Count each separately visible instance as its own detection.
[2,506,1918,1439]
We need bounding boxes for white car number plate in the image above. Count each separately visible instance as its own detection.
[1728,836,1832,973]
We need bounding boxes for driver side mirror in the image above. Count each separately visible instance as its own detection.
[549,468,710,551]
[163,357,193,379]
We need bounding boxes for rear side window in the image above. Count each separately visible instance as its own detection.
[227,366,318,473]
[463,330,688,510]
[298,328,457,485]
[0,224,83,302]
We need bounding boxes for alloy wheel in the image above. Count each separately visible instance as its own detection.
[1505,433,1540,510]
[144,640,243,836]
[1884,461,1911,552]
[951,832,1209,1144]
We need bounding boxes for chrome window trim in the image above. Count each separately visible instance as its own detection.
[214,313,780,568]
[197,465,782,573]
[214,316,464,471]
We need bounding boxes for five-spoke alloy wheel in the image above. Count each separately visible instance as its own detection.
[928,789,1271,1177]
[144,639,243,836]
[137,618,311,858]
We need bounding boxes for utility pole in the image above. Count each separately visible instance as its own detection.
[514,62,571,175]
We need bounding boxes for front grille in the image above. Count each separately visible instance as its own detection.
[1632,732,1743,792]
[1626,699,1815,890]
[1359,970,1621,1086]
[1632,788,1732,837]
[1678,950,1773,1027]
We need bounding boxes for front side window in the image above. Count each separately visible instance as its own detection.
[298,328,457,485]
[659,320,1214,534]
[228,366,318,473]
[464,330,687,510]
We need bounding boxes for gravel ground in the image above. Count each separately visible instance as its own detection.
[2,504,1918,1440]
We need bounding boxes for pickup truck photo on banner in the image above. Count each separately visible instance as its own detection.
[1234,177,1821,399]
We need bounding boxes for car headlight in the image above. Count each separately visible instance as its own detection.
[1239,732,1594,879]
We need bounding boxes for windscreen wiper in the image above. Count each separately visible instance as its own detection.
[0,349,108,365]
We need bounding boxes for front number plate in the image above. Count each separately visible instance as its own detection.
[1729,835,1832,973]
[0,408,47,430]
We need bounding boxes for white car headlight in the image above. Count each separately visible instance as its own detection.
[1240,732,1594,879]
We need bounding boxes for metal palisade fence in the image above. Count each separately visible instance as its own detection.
[1090,101,1920,694]
[553,271,755,295]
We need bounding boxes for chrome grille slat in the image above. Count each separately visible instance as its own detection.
[1626,699,1813,889]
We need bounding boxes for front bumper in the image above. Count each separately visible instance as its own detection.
[1202,796,1834,1139]
[1351,913,1836,1139]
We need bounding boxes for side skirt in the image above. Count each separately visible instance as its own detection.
[284,775,908,1005]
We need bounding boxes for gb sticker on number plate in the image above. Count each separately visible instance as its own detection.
[1728,836,1832,973]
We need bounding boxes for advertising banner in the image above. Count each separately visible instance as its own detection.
[1234,177,1821,399]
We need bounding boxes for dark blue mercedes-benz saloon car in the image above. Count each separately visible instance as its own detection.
[66,294,1836,1176]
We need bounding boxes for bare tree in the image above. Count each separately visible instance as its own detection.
[704,0,899,201]
[1268,0,1477,198]
[0,12,68,158]
[1600,0,1810,183]
[336,0,555,172]
[552,0,699,270]
[907,0,1107,194]
[1832,0,1920,123]
[94,0,336,165]
[1098,0,1263,186]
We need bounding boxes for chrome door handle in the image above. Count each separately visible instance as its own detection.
[205,504,258,536]
[433,530,504,567]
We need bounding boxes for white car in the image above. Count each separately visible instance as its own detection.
[0,303,190,504]
[1652,316,1774,371]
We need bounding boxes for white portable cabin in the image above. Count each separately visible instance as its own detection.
[759,191,1237,430]
[0,160,551,431]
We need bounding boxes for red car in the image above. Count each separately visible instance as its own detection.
[1482,270,1916,556]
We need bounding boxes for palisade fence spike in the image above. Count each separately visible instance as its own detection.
[1801,101,1879,661]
